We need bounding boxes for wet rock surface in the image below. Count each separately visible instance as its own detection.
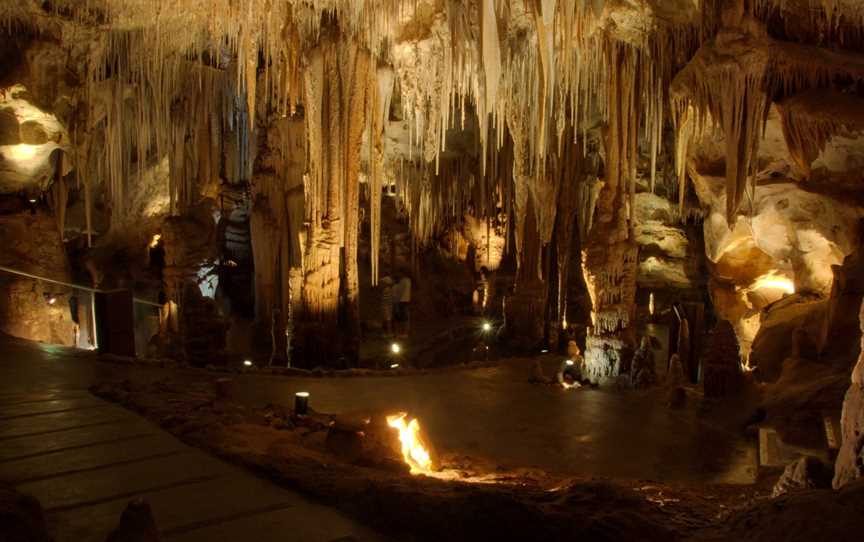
[89,378,780,541]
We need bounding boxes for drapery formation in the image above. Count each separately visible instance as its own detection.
[297,33,371,363]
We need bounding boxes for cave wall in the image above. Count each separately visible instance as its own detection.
[0,208,75,345]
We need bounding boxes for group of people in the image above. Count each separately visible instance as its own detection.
[380,274,412,337]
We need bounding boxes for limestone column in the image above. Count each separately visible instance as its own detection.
[581,45,639,383]
[299,32,370,365]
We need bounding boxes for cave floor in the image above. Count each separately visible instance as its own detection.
[0,333,758,486]
[0,337,385,542]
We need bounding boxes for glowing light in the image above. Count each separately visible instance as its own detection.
[149,234,161,248]
[745,273,795,295]
[391,343,401,354]
[7,144,39,161]
[541,349,549,354]
[752,277,794,294]
[243,360,252,367]
[28,198,36,204]
[390,363,400,369]
[482,321,492,332]
[649,292,655,315]
[386,412,433,474]
[565,359,574,366]
[295,391,309,397]
[47,297,57,305]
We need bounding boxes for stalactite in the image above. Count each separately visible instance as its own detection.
[369,66,395,286]
[776,90,864,174]
[49,155,68,239]
[479,0,501,179]
[554,128,585,329]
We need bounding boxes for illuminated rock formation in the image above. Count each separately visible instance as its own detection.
[0,0,862,374]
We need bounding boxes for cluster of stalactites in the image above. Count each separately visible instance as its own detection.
[392,2,700,294]
[673,1,864,223]
[81,33,249,222]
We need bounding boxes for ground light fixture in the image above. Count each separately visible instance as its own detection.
[294,391,309,415]
[391,342,401,354]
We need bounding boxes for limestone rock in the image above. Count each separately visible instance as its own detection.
[703,320,743,398]
[834,300,864,488]
[0,210,76,346]
[773,456,833,497]
[0,107,20,145]
[19,120,48,145]
[749,295,828,382]
[633,193,705,292]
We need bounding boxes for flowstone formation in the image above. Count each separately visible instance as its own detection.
[834,299,864,488]
[0,0,862,376]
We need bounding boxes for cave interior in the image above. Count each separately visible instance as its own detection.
[2,1,864,541]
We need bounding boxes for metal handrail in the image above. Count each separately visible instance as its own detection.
[0,265,161,307]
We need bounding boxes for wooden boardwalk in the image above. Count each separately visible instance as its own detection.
[0,389,383,542]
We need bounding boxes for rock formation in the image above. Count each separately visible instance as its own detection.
[0,0,860,378]
[703,320,744,398]
[834,299,864,488]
